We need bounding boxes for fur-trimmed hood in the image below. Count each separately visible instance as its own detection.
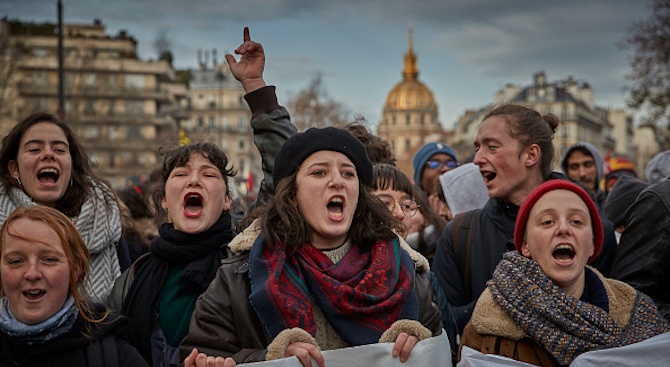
[229,219,431,273]
[469,267,638,340]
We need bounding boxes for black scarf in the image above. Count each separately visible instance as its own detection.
[121,212,233,364]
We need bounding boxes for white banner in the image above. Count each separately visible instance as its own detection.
[458,331,670,367]
[457,346,537,367]
[240,331,451,367]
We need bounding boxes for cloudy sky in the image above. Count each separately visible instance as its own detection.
[1,0,653,128]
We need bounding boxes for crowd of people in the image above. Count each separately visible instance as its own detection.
[0,26,668,367]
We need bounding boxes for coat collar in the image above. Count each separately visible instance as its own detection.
[228,219,430,273]
[469,266,638,340]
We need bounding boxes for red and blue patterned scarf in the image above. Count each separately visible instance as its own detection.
[249,235,418,345]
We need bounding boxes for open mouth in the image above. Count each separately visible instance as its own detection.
[184,193,204,217]
[552,244,576,263]
[37,168,59,185]
[481,170,496,184]
[23,289,46,300]
[327,197,344,219]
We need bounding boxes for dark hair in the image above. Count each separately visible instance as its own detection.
[0,112,109,217]
[0,206,106,324]
[411,187,447,259]
[567,146,593,161]
[260,171,402,253]
[117,183,154,219]
[370,163,413,196]
[150,142,236,219]
[483,105,558,180]
[345,122,396,165]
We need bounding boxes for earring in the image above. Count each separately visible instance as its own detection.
[70,178,73,188]
[14,176,21,186]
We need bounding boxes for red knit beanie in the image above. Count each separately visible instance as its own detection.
[514,179,603,262]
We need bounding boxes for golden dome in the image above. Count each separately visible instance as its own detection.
[385,79,437,111]
[384,24,437,112]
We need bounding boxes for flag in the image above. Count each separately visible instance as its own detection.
[247,170,254,192]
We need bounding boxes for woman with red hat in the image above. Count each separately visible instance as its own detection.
[458,180,669,366]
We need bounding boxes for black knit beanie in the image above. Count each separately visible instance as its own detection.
[603,175,648,227]
[273,127,373,186]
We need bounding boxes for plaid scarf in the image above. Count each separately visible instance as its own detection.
[249,236,418,346]
[489,251,670,366]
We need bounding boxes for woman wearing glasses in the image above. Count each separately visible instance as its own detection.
[370,163,421,238]
[370,163,457,360]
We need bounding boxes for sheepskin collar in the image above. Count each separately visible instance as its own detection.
[229,219,430,273]
[470,267,638,340]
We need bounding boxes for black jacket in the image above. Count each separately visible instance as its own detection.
[0,309,146,367]
[611,178,670,322]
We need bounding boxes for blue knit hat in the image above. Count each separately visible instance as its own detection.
[412,142,458,186]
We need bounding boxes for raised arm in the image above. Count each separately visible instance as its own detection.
[226,27,266,94]
[226,27,296,211]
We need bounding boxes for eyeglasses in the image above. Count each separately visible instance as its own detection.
[426,160,458,170]
[376,194,420,218]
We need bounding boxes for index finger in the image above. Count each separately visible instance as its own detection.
[243,27,250,42]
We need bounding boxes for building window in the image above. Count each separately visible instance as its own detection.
[32,48,48,57]
[107,100,115,115]
[82,126,99,139]
[209,116,215,129]
[33,71,48,86]
[33,98,48,111]
[406,115,410,125]
[405,139,410,150]
[125,100,144,115]
[83,73,96,86]
[239,139,245,149]
[127,126,140,139]
[221,115,228,129]
[239,94,245,106]
[124,74,145,89]
[238,115,246,130]
[84,100,95,115]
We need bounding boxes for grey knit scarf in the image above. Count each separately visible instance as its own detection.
[0,296,78,344]
[0,179,121,302]
[489,251,670,366]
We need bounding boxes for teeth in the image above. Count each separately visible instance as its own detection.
[557,244,573,251]
[39,168,57,174]
[25,290,42,295]
[330,197,343,203]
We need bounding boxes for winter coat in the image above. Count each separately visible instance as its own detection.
[106,85,297,366]
[179,222,443,364]
[459,270,667,366]
[0,309,146,367]
[433,175,619,333]
[611,178,670,322]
